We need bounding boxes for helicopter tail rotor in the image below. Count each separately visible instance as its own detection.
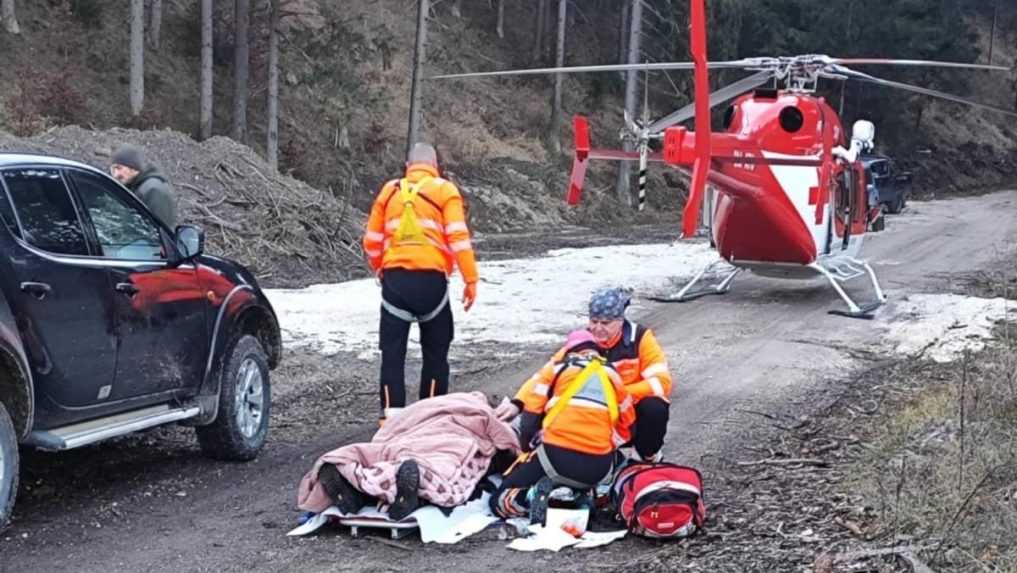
[567,115,592,205]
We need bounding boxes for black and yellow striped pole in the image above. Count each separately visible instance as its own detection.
[637,139,648,211]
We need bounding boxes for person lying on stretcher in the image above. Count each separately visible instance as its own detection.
[297,392,520,521]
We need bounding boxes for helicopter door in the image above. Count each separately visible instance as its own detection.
[848,162,869,241]
[828,164,868,252]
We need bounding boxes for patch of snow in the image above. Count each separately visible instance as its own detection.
[878,294,1014,362]
[266,242,719,355]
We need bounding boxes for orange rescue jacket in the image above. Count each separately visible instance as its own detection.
[602,321,673,404]
[363,164,479,284]
[515,351,635,456]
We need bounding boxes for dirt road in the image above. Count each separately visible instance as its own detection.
[2,192,1015,572]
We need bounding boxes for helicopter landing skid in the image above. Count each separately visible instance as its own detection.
[650,263,742,303]
[809,258,887,319]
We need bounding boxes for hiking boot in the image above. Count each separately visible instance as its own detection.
[639,451,664,464]
[318,463,365,515]
[388,460,421,521]
[527,477,555,525]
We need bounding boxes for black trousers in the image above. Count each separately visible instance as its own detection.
[632,397,670,459]
[490,444,614,518]
[379,269,454,414]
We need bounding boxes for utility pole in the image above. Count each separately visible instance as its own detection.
[406,0,429,159]
[199,0,214,140]
[129,0,144,117]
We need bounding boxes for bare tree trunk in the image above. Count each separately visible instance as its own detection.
[547,0,567,155]
[988,0,998,64]
[615,0,643,206]
[618,1,629,80]
[545,0,555,61]
[533,0,546,64]
[200,0,214,140]
[496,0,504,39]
[1,0,20,34]
[149,0,162,50]
[232,0,250,142]
[406,0,429,158]
[130,0,145,117]
[267,0,280,170]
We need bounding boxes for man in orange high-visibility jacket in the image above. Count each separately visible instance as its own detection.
[587,287,671,462]
[363,143,479,423]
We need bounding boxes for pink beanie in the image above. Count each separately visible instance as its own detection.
[564,329,598,352]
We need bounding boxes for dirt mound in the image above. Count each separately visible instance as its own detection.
[0,126,367,288]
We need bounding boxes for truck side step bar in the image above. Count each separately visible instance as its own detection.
[24,404,200,451]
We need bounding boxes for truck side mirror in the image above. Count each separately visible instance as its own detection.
[175,225,205,259]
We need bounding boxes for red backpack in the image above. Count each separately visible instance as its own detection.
[611,462,706,538]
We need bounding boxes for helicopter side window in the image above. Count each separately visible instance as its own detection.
[778,106,805,133]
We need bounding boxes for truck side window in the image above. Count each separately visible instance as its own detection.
[69,170,166,261]
[2,168,89,256]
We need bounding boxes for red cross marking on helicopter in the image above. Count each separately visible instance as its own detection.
[808,185,820,205]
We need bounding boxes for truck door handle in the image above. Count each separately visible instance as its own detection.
[20,281,52,300]
[115,282,140,296]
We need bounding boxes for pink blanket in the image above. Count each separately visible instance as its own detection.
[297,392,520,512]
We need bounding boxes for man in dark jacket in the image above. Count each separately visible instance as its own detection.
[109,144,178,229]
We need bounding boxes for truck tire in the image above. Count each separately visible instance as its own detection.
[887,196,905,214]
[196,335,271,461]
[0,403,18,530]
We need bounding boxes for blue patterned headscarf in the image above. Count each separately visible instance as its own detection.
[588,288,631,320]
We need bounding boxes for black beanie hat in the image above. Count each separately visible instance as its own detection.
[111,145,146,172]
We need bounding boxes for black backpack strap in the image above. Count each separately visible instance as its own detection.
[417,190,442,211]
[545,362,569,398]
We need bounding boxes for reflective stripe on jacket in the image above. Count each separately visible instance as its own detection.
[363,163,478,283]
[514,352,635,455]
[603,321,673,403]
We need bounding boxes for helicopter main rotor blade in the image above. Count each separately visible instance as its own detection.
[428,59,762,80]
[646,70,774,133]
[827,58,1010,72]
[830,66,1017,118]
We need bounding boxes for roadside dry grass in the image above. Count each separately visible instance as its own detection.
[843,264,1017,571]
[846,345,1017,572]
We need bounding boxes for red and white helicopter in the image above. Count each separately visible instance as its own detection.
[434,0,1017,317]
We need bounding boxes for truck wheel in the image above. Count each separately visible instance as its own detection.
[0,403,18,530]
[196,335,271,461]
[887,196,904,214]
